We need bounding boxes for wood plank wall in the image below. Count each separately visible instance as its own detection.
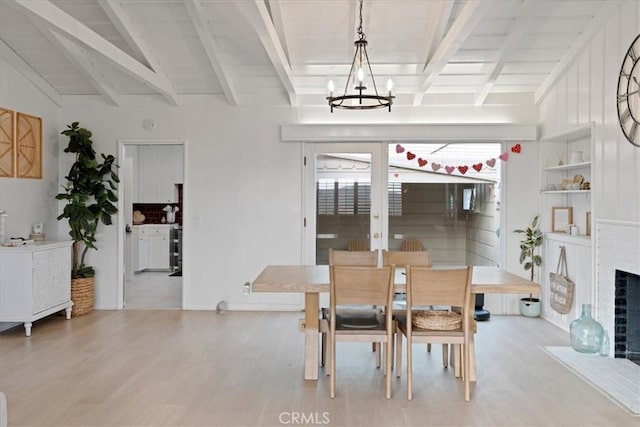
[316,183,498,266]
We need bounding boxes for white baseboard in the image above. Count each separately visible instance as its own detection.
[182,303,303,311]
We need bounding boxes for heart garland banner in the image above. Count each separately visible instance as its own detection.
[392,143,523,175]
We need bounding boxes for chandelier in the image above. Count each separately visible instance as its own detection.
[326,0,394,112]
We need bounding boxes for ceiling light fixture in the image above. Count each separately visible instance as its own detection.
[326,0,394,112]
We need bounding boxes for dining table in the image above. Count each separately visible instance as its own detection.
[251,265,540,381]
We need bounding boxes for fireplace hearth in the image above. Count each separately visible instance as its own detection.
[615,269,640,365]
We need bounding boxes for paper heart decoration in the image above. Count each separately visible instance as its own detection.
[407,151,416,160]
[418,158,427,167]
[445,166,455,174]
[511,143,521,153]
[458,165,469,175]
[395,144,405,154]
[393,173,399,178]
[499,152,509,161]
[472,163,483,172]
[486,158,496,167]
[431,162,441,172]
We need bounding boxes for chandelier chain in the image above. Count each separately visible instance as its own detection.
[357,0,365,41]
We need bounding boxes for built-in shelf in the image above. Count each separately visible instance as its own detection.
[541,123,592,142]
[541,190,591,194]
[545,232,591,246]
[543,161,591,172]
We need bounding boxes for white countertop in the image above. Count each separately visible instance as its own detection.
[0,240,73,251]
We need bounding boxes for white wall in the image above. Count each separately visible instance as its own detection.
[539,5,640,223]
[2,53,544,314]
[538,5,640,321]
[0,57,61,241]
[58,100,305,310]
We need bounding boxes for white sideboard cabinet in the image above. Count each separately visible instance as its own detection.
[0,241,73,336]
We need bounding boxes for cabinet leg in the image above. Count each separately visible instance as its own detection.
[24,322,32,337]
[65,307,72,320]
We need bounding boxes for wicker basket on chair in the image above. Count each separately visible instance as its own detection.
[412,310,461,330]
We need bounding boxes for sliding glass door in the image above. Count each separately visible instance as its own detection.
[303,142,502,268]
[386,143,502,267]
[302,143,386,265]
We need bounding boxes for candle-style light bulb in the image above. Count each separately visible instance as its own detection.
[327,80,335,96]
[386,79,394,94]
[357,67,364,83]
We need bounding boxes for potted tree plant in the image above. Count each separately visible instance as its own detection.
[514,215,543,317]
[56,122,119,316]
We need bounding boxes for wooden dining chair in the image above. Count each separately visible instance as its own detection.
[381,250,443,373]
[321,249,379,369]
[396,265,473,401]
[347,238,369,251]
[327,265,395,399]
[401,238,424,252]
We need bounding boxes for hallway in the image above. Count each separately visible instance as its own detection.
[125,271,181,309]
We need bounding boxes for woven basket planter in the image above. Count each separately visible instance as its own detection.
[71,277,94,317]
[412,310,461,330]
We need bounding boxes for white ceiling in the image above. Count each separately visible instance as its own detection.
[0,0,626,108]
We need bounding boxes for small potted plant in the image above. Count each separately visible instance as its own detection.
[56,122,119,316]
[514,215,543,317]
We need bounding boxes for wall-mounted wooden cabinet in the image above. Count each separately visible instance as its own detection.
[135,145,183,203]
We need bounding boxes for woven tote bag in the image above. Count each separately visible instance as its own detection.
[549,246,575,314]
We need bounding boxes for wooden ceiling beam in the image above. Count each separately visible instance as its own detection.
[474,1,539,106]
[237,0,297,106]
[0,39,62,106]
[413,0,491,106]
[48,30,122,106]
[97,0,176,101]
[183,0,238,106]
[422,0,455,67]
[266,0,291,65]
[8,0,179,106]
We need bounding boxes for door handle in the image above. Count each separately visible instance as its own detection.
[125,224,132,234]
[373,232,380,239]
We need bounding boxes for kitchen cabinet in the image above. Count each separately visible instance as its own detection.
[148,226,170,269]
[136,145,183,203]
[134,226,148,272]
[0,241,73,336]
[134,225,170,271]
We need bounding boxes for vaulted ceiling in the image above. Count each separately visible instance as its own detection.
[0,0,624,108]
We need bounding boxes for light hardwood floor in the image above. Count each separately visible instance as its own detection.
[0,311,636,426]
[125,272,182,309]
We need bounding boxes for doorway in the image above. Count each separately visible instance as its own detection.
[303,142,503,268]
[117,140,186,309]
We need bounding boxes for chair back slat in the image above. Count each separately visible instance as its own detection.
[329,249,378,266]
[382,250,432,268]
[401,239,424,251]
[407,267,472,308]
[347,239,369,251]
[330,266,393,307]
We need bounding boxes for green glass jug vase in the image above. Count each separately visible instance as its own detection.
[570,303,604,353]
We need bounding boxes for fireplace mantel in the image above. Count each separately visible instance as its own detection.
[596,220,640,357]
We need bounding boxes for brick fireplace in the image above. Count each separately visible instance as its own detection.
[596,220,640,360]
